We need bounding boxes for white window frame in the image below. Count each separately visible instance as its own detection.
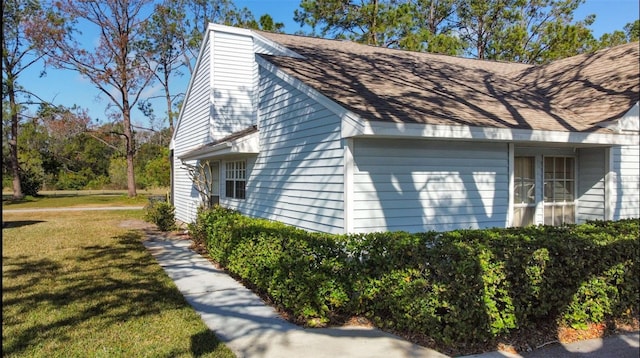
[513,156,536,227]
[543,156,576,226]
[225,160,246,199]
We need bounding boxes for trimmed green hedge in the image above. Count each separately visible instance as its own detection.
[189,207,639,346]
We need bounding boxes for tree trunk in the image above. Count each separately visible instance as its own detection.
[123,106,137,198]
[164,68,173,134]
[8,82,24,200]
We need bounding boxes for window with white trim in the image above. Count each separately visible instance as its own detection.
[543,156,575,225]
[225,161,246,199]
[513,156,535,227]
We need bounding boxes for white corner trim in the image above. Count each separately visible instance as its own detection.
[604,147,614,221]
[507,143,515,227]
[343,138,355,234]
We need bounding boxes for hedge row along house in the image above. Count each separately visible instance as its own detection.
[170,24,639,235]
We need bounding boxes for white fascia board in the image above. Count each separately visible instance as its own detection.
[256,56,364,128]
[208,23,253,36]
[251,33,305,58]
[208,23,303,58]
[356,120,640,146]
[179,132,259,161]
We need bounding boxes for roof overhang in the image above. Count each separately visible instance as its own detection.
[343,119,640,146]
[259,53,638,147]
[179,130,259,161]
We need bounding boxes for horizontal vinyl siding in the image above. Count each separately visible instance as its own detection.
[237,68,344,234]
[211,31,256,137]
[611,144,640,219]
[352,139,509,233]
[173,35,212,223]
[577,148,606,223]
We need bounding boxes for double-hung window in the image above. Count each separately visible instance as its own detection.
[543,156,575,225]
[225,161,246,199]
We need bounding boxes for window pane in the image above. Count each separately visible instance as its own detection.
[564,205,575,223]
[544,157,554,179]
[523,179,535,203]
[555,157,565,179]
[514,206,535,227]
[544,205,554,225]
[226,180,234,198]
[565,181,574,201]
[566,158,575,179]
[236,180,246,199]
[544,181,553,201]
[514,157,535,204]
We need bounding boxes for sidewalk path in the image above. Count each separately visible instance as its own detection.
[143,231,449,358]
[462,332,639,358]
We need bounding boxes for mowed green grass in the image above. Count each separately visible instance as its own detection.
[2,208,235,358]
[2,190,167,209]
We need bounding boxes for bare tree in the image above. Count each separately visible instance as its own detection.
[33,0,155,197]
[136,1,188,134]
[182,161,216,209]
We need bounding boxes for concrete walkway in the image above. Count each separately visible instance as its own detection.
[142,231,640,358]
[143,232,448,358]
[462,332,639,358]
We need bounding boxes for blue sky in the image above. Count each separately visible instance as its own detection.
[19,0,640,129]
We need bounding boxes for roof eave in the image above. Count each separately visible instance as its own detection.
[344,120,639,146]
[179,132,260,161]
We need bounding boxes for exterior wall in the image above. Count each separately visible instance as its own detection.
[172,35,213,223]
[577,147,606,223]
[210,30,257,136]
[235,67,345,234]
[610,144,640,219]
[352,138,510,233]
[173,28,262,224]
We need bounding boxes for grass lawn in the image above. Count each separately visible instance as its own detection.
[2,207,235,357]
[2,189,168,209]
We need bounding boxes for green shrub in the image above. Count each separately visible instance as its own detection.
[19,166,43,196]
[188,209,639,347]
[144,200,176,232]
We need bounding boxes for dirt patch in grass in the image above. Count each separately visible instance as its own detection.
[119,219,156,230]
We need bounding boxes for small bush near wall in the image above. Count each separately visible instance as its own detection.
[189,207,639,349]
[144,199,176,232]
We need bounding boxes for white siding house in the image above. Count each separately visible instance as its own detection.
[171,24,639,234]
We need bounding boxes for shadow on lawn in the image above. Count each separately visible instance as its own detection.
[2,230,226,357]
[2,220,46,228]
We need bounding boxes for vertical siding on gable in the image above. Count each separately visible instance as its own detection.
[173,35,212,223]
[611,144,640,219]
[577,147,606,223]
[238,67,345,234]
[210,31,256,137]
[352,139,509,233]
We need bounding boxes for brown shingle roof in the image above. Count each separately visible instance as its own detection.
[509,42,640,124]
[257,31,639,133]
